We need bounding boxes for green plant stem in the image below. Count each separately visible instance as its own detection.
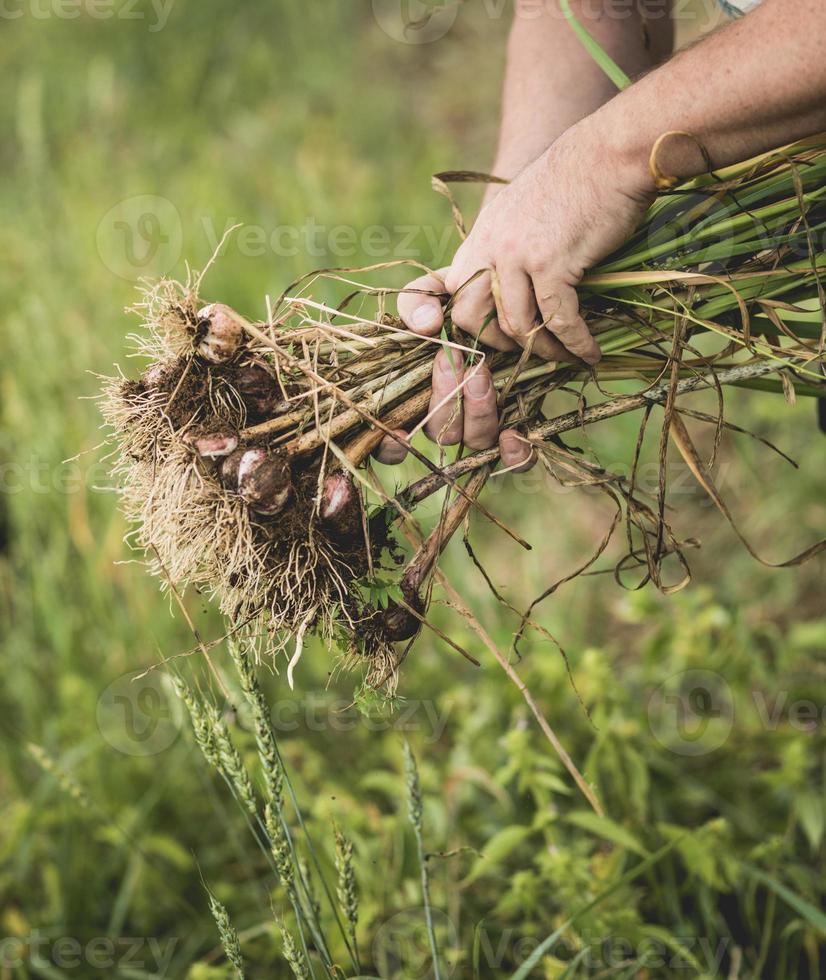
[415,823,442,980]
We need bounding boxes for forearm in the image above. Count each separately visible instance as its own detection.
[588,0,826,196]
[492,0,673,180]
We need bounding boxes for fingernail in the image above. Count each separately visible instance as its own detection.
[412,305,440,329]
[465,372,491,398]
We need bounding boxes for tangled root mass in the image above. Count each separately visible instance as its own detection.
[101,279,412,688]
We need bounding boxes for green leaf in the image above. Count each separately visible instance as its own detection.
[742,864,826,934]
[659,819,738,891]
[531,771,574,796]
[356,575,403,611]
[472,918,485,980]
[353,681,402,719]
[795,791,825,852]
[565,810,649,858]
[463,825,534,885]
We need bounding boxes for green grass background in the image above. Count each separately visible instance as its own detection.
[1,0,825,976]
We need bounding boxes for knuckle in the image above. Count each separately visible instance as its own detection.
[537,299,564,325]
[495,314,517,338]
[444,261,473,294]
[547,315,579,337]
[496,303,529,335]
[407,274,431,290]
[444,270,461,294]
[525,254,552,277]
[451,306,485,335]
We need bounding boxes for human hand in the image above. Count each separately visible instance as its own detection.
[443,121,652,361]
[374,275,536,470]
[374,120,653,468]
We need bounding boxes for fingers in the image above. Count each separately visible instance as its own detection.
[425,348,464,446]
[397,268,515,352]
[494,268,568,362]
[499,429,536,472]
[373,374,535,477]
[533,275,601,365]
[462,366,499,450]
[477,317,518,352]
[447,268,492,337]
[443,269,514,351]
[373,428,409,465]
[425,356,499,451]
[397,270,448,336]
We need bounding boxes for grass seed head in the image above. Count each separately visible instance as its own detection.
[207,892,245,979]
[280,925,309,980]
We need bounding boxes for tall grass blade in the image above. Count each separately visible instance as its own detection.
[403,741,443,980]
[558,0,631,90]
[742,864,826,934]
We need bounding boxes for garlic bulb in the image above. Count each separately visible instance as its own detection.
[319,472,362,538]
[195,303,245,364]
[234,448,292,516]
[183,428,239,459]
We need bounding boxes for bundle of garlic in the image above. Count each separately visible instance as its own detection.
[102,137,826,689]
[103,286,426,688]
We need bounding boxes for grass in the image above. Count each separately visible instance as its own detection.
[1,1,826,977]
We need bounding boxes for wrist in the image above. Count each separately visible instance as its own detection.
[563,109,658,205]
[570,90,727,201]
